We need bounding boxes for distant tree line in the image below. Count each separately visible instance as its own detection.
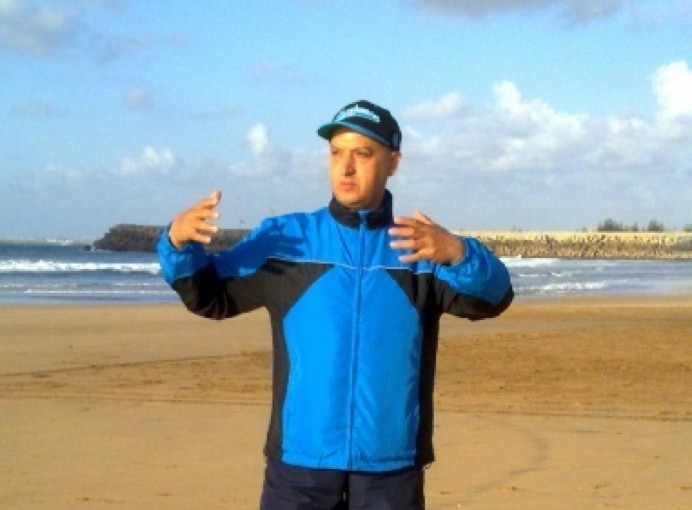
[596,218,692,233]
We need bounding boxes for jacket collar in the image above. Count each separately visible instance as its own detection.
[329,190,394,229]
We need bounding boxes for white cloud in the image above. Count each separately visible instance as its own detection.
[123,87,153,110]
[0,0,180,61]
[629,0,692,25]
[91,33,161,63]
[653,60,692,120]
[0,0,78,56]
[118,146,176,176]
[403,0,626,22]
[493,80,584,134]
[231,124,305,178]
[3,61,689,236]
[402,92,466,121]
[390,63,690,230]
[652,61,692,143]
[398,74,686,181]
[10,99,68,118]
[488,81,587,170]
[247,124,269,156]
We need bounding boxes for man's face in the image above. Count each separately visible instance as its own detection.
[328,128,401,211]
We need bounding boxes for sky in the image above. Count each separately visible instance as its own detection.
[1,0,691,239]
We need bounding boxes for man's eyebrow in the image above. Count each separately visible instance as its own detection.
[329,143,375,151]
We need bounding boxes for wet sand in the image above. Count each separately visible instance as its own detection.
[1,296,690,509]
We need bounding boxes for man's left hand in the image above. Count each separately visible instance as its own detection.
[389,210,465,265]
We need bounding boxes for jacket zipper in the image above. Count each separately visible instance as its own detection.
[346,216,367,469]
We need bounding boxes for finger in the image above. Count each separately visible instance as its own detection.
[193,207,220,222]
[209,189,222,205]
[189,218,220,241]
[390,238,416,250]
[392,215,418,227]
[194,219,219,234]
[414,209,434,225]
[182,208,220,235]
[397,251,424,263]
[190,231,214,244]
[195,190,222,211]
[388,225,416,238]
[390,216,423,238]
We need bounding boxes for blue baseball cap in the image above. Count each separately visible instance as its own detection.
[317,100,402,151]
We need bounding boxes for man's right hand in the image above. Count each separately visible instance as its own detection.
[168,190,222,249]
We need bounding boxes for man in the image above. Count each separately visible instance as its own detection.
[158,100,513,509]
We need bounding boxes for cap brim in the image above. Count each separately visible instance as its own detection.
[317,121,392,149]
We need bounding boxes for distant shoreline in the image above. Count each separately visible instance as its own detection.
[89,224,692,259]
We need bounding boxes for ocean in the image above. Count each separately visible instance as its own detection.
[1,240,691,304]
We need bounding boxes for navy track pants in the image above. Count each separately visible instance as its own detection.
[260,457,425,510]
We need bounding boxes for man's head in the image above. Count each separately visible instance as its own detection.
[317,100,402,152]
[318,100,402,211]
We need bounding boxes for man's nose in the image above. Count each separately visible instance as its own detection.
[340,153,355,175]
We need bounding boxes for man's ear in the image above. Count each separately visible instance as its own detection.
[388,151,401,177]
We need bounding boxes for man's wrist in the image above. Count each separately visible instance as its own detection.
[167,226,184,250]
[445,236,465,265]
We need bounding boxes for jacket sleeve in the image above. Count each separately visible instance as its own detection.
[157,226,265,320]
[434,236,513,320]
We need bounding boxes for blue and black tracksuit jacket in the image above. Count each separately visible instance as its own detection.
[158,191,513,473]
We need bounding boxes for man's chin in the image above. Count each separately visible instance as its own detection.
[334,194,362,210]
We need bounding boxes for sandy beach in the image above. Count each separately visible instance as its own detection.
[1,297,690,509]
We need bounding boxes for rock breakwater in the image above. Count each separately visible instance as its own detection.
[93,224,692,259]
[459,231,692,259]
[92,224,249,252]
